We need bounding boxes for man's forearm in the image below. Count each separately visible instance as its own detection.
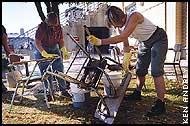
[59,38,64,49]
[35,39,44,53]
[123,40,130,53]
[3,34,12,56]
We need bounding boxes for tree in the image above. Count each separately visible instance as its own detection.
[34,2,60,22]
[34,2,93,22]
[34,2,46,22]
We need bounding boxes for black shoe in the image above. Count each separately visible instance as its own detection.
[125,89,141,101]
[61,91,72,98]
[145,99,166,117]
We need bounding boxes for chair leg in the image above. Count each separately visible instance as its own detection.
[43,81,50,108]
[47,79,55,102]
[179,64,183,79]
[19,81,26,103]
[173,65,179,83]
[9,82,20,113]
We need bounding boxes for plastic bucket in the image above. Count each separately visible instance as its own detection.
[102,71,122,95]
[72,92,90,108]
[70,83,89,94]
[68,72,90,108]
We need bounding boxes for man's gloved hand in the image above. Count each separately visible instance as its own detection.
[60,47,70,60]
[41,50,58,58]
[122,52,132,76]
[87,35,102,46]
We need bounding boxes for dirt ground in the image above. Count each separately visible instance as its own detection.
[2,74,186,124]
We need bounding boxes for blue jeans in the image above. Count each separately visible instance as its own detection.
[34,44,69,94]
[136,27,168,77]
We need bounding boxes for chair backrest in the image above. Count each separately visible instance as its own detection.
[165,44,182,63]
[173,44,182,62]
[80,58,107,88]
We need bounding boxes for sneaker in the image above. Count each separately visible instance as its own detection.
[145,99,166,117]
[124,89,142,101]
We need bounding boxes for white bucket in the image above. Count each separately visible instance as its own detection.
[70,83,88,94]
[70,83,90,108]
[102,71,123,95]
[68,72,90,108]
[71,92,90,108]
[71,92,85,102]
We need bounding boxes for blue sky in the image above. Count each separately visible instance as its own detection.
[2,2,69,34]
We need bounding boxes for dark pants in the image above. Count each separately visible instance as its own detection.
[136,27,168,77]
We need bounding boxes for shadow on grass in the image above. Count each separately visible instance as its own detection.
[166,88,183,96]
[2,91,104,124]
[2,85,184,124]
[114,95,184,124]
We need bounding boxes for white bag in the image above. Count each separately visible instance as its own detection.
[6,71,22,88]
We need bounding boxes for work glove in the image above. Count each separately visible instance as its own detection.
[60,47,70,60]
[87,35,102,46]
[41,50,58,58]
[122,52,132,76]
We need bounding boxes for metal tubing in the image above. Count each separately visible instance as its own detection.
[67,33,90,58]
[83,25,102,60]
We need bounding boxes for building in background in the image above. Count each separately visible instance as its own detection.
[6,2,188,60]
[3,28,35,59]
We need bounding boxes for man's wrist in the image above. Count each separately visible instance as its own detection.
[61,46,66,52]
[98,39,102,45]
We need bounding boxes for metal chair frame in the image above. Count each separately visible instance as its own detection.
[164,45,183,83]
[9,57,59,113]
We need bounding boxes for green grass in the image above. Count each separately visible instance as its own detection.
[2,73,185,124]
